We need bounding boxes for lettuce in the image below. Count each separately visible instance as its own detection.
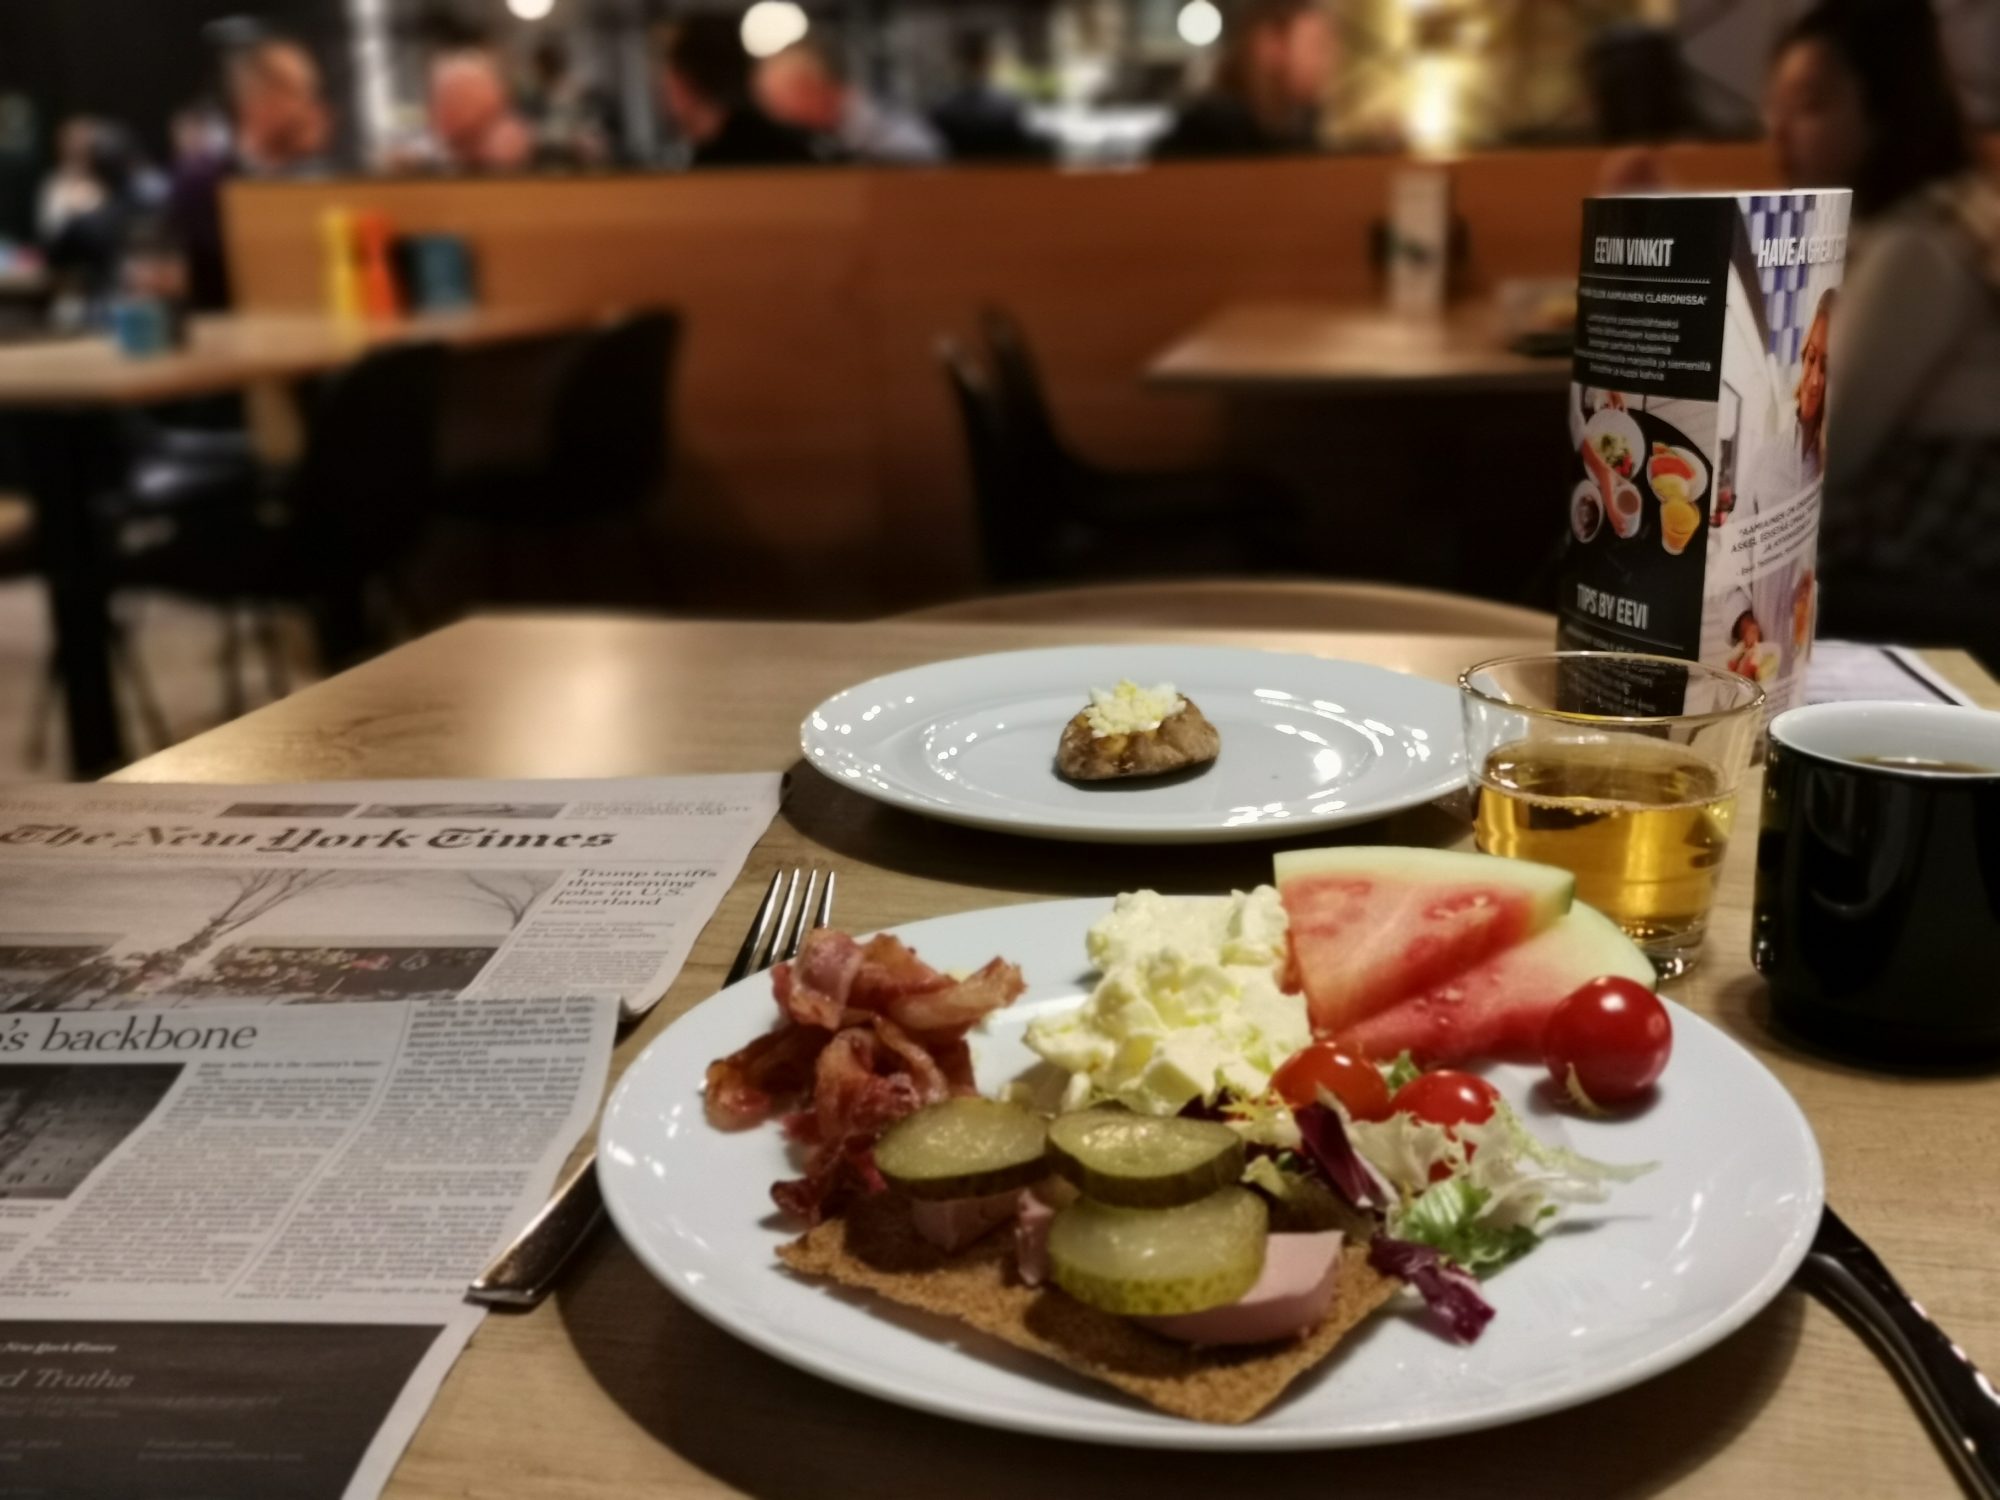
[1396,1176,1541,1274]
[1378,1051,1423,1093]
[1218,1091,1303,1151]
[1368,1232,1496,1343]
[1333,1096,1652,1265]
[1295,1102,1393,1211]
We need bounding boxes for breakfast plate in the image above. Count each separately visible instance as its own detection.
[600,899,1824,1451]
[797,646,1465,843]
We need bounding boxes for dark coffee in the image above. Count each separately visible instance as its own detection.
[1755,710,2000,1062]
[1848,754,1995,775]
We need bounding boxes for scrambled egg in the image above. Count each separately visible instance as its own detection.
[1084,680,1184,738]
[1026,888,1307,1115]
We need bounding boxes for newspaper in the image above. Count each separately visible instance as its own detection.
[1805,641,1977,708]
[0,996,616,1499]
[0,774,782,1499]
[0,774,782,1020]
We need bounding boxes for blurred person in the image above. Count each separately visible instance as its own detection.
[756,38,943,165]
[169,32,332,309]
[38,117,105,243]
[656,16,815,169]
[519,38,616,168]
[429,49,534,172]
[170,103,231,173]
[44,123,160,302]
[1765,0,2000,643]
[1154,0,1334,160]
[930,30,1047,161]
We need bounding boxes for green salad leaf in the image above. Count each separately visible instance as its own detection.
[1397,1177,1542,1274]
[1378,1051,1424,1093]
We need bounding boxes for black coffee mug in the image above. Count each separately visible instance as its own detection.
[1754,702,2000,1062]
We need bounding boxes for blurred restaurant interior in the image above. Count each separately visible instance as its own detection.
[3,6,2000,1496]
[0,0,1994,775]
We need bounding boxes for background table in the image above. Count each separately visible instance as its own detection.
[1148,302,1573,396]
[119,616,1999,1500]
[0,307,598,777]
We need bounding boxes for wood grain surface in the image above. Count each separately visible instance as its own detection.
[221,144,1778,606]
[1147,302,1573,393]
[116,616,1998,1500]
[0,307,598,407]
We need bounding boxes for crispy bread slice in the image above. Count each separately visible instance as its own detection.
[1056,699,1223,783]
[777,1193,1398,1424]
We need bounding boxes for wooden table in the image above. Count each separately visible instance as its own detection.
[0,306,598,777]
[119,616,1999,1500]
[1148,302,1573,395]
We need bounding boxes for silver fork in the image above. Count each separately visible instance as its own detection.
[467,867,836,1308]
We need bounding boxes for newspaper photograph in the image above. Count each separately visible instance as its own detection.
[0,995,616,1499]
[0,774,781,1018]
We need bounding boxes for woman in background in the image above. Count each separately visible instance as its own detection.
[1766,0,2000,656]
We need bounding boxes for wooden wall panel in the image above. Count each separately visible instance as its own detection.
[225,143,1787,612]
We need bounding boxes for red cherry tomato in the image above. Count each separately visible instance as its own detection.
[1390,1070,1500,1130]
[1543,976,1673,1108]
[1272,1042,1391,1121]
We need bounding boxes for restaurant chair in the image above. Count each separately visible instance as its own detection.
[434,309,680,605]
[890,578,1557,637]
[939,333,1293,587]
[107,340,447,692]
[976,304,1299,561]
[1,491,170,763]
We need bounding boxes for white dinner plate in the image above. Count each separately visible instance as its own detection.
[798,646,1465,843]
[600,899,1824,1451]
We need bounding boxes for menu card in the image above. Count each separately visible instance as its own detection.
[1556,190,1852,715]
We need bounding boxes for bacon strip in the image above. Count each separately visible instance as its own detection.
[702,927,1028,1224]
[703,1023,828,1130]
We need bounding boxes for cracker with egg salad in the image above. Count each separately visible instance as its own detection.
[778,1191,1398,1425]
[1057,680,1221,782]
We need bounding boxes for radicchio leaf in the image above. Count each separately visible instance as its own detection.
[1295,1101,1391,1212]
[1368,1232,1496,1343]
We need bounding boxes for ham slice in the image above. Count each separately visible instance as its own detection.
[910,1188,1025,1254]
[1133,1232,1345,1346]
[1016,1190,1056,1287]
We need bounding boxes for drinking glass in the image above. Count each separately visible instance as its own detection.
[1459,652,1765,978]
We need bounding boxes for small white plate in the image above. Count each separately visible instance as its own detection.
[798,645,1465,843]
[601,899,1824,1451]
[1583,406,1645,484]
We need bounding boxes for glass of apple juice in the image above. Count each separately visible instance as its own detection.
[1459,652,1765,978]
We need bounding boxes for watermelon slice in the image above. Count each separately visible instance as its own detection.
[1275,847,1573,1036]
[1338,903,1655,1066]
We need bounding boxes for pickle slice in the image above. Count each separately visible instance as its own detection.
[1048,1187,1268,1316]
[1046,1110,1246,1208]
[873,1098,1049,1201]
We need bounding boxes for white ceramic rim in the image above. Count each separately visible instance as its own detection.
[1771,701,2000,781]
[797,646,1469,844]
[600,897,1826,1452]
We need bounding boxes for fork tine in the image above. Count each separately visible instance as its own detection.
[761,868,803,974]
[811,869,836,932]
[781,870,820,962]
[724,871,786,988]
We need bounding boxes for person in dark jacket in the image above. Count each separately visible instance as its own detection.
[656,16,815,170]
[167,32,330,310]
[1154,0,1334,161]
[930,30,1048,162]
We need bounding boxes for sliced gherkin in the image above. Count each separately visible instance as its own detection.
[1046,1109,1246,1208]
[1048,1187,1268,1316]
[873,1098,1049,1201]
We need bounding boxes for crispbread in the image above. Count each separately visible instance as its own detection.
[776,1193,1399,1424]
[1055,698,1223,782]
